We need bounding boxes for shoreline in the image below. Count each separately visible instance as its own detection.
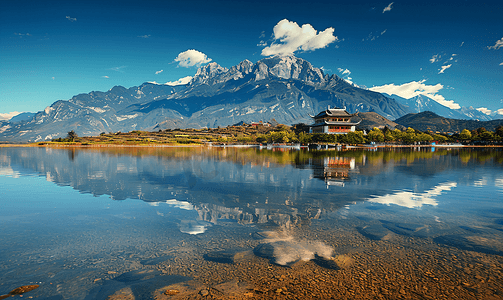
[1,143,503,148]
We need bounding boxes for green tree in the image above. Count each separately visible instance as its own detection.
[384,131,396,142]
[432,134,448,143]
[402,128,417,144]
[495,126,503,138]
[298,132,312,144]
[367,128,385,142]
[459,129,472,140]
[479,130,494,141]
[417,133,433,142]
[67,130,78,142]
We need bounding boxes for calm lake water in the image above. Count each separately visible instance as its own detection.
[1,146,502,299]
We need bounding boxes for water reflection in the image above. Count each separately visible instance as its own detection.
[1,146,503,299]
[1,147,502,230]
[367,182,457,208]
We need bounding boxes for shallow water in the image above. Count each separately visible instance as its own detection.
[0,146,502,299]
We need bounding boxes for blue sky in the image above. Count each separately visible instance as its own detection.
[1,0,502,120]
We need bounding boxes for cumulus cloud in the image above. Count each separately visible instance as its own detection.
[165,76,193,86]
[138,34,151,38]
[174,49,212,68]
[496,108,503,115]
[102,76,109,78]
[0,111,22,121]
[66,16,77,22]
[476,107,492,115]
[438,64,452,74]
[261,19,337,56]
[500,62,503,66]
[383,2,394,13]
[155,70,163,75]
[369,80,461,109]
[488,37,503,50]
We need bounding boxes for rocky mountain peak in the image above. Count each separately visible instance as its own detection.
[191,62,229,85]
[253,55,326,84]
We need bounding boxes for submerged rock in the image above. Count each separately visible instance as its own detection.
[434,234,503,256]
[380,220,430,238]
[0,285,40,300]
[357,224,390,240]
[203,249,253,264]
[140,255,173,266]
[312,254,340,270]
[253,240,335,268]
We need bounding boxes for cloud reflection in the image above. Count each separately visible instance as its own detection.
[367,182,457,208]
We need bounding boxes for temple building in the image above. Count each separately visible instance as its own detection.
[309,107,360,134]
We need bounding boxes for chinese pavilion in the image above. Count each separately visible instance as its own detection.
[309,107,360,134]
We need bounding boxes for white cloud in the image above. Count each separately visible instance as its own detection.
[337,68,351,75]
[66,16,77,22]
[476,107,492,115]
[383,2,394,13]
[138,35,151,38]
[148,76,193,86]
[109,66,126,73]
[500,62,503,66]
[488,37,503,50]
[174,49,212,68]
[430,54,440,63]
[337,68,355,85]
[0,111,22,121]
[363,29,387,41]
[102,76,109,78]
[369,79,461,109]
[460,41,464,47]
[438,64,452,74]
[496,108,503,115]
[14,32,32,37]
[155,70,163,75]
[261,19,337,56]
[165,76,193,86]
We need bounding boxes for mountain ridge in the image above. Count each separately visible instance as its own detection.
[0,55,485,143]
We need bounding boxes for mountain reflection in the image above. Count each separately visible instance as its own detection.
[1,146,502,231]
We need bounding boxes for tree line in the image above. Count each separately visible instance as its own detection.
[250,124,503,145]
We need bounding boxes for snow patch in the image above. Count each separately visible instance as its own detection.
[116,114,138,121]
[44,106,54,114]
[90,107,106,113]
[0,125,11,133]
[211,107,225,114]
[269,103,279,112]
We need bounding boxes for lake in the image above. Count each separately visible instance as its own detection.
[1,146,502,299]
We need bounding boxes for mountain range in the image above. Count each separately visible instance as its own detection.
[0,55,497,143]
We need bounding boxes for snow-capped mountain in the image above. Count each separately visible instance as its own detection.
[1,55,412,142]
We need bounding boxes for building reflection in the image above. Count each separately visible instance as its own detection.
[307,156,356,188]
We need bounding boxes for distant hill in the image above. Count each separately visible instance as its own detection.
[385,94,494,121]
[395,111,503,133]
[350,112,405,131]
